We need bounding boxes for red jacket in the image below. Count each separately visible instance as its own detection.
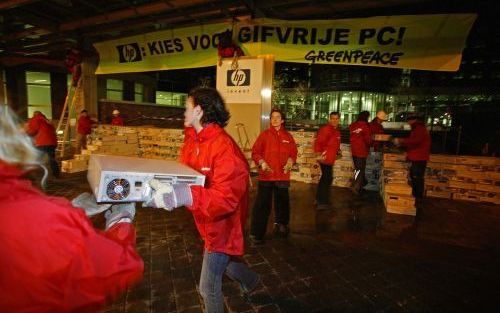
[314,124,341,165]
[111,116,124,126]
[181,124,249,256]
[349,120,371,158]
[0,161,143,313]
[25,113,57,147]
[77,116,95,135]
[369,118,384,152]
[252,126,298,181]
[401,121,431,161]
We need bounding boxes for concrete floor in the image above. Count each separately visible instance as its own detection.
[43,173,500,313]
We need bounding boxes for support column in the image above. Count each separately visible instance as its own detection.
[81,55,98,117]
[5,67,27,118]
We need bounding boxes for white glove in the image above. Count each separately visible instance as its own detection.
[71,192,112,217]
[143,179,193,211]
[104,203,136,230]
[283,158,294,173]
[258,159,272,172]
[317,151,326,161]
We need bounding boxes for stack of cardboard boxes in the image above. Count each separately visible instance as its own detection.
[425,154,500,204]
[380,153,416,216]
[289,131,320,184]
[138,127,184,160]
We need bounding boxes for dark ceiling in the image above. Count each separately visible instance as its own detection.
[0,0,493,68]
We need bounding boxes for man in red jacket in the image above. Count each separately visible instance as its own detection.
[349,111,372,195]
[25,111,60,178]
[144,88,260,313]
[250,109,298,243]
[394,114,431,200]
[76,109,96,153]
[0,105,143,313]
[111,109,125,126]
[369,110,387,152]
[314,111,341,210]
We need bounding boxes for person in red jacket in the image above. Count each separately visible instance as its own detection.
[394,114,431,200]
[0,105,143,313]
[369,110,388,152]
[349,111,372,195]
[250,109,298,243]
[144,88,260,313]
[314,111,341,210]
[25,111,60,178]
[111,109,125,126]
[76,109,96,153]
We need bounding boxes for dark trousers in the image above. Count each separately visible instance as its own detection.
[410,161,427,199]
[250,181,290,239]
[37,146,60,177]
[352,157,367,193]
[316,163,333,205]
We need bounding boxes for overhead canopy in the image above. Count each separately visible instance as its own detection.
[94,14,476,74]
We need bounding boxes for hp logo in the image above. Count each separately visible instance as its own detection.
[227,69,250,86]
[116,43,143,63]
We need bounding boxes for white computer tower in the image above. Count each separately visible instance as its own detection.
[88,154,205,203]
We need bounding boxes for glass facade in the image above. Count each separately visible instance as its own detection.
[106,79,123,100]
[26,71,51,119]
[135,83,144,103]
[156,91,187,107]
[276,90,389,127]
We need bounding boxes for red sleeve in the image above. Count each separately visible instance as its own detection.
[60,210,143,309]
[0,195,144,312]
[314,127,327,153]
[251,132,266,164]
[402,127,424,148]
[190,146,249,219]
[25,118,40,136]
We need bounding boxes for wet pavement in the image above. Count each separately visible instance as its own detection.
[43,173,500,313]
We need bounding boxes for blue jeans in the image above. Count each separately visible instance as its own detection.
[199,250,259,313]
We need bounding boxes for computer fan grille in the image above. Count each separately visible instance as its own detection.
[106,178,131,200]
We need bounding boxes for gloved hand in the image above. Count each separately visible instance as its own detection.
[143,179,193,210]
[258,159,272,172]
[317,151,327,161]
[104,203,136,230]
[71,192,112,217]
[283,158,294,173]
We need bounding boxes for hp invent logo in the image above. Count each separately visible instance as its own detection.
[227,69,250,86]
[116,43,143,63]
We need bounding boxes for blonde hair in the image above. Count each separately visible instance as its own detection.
[0,105,42,167]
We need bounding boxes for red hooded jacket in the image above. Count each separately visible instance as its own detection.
[401,121,431,161]
[77,115,95,135]
[349,120,371,158]
[0,161,143,313]
[252,126,298,181]
[314,124,341,165]
[25,113,58,147]
[181,124,249,256]
[111,116,124,126]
